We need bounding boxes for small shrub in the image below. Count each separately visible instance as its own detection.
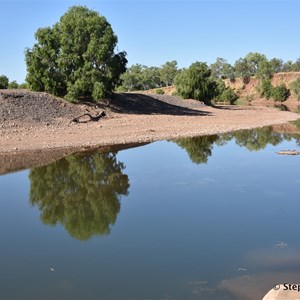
[218,87,238,104]
[271,84,290,102]
[155,88,164,94]
[259,79,273,99]
[8,81,19,89]
[116,85,127,92]
[18,83,28,89]
[290,77,300,100]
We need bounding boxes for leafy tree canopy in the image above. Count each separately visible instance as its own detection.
[210,57,235,80]
[8,80,19,89]
[271,84,290,102]
[25,6,127,102]
[174,62,217,105]
[160,60,179,86]
[0,75,9,89]
[29,151,130,240]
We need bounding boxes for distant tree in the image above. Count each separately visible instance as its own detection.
[18,82,28,89]
[290,77,300,100]
[25,6,127,102]
[0,75,9,89]
[256,59,274,79]
[292,58,300,72]
[160,60,178,86]
[259,79,273,99]
[271,84,290,102]
[210,57,235,80]
[8,81,19,89]
[174,62,217,105]
[142,66,162,89]
[234,58,251,84]
[282,60,295,72]
[269,58,284,73]
[119,64,145,91]
[245,52,267,75]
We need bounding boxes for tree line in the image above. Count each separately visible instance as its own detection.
[2,5,300,104]
[0,75,27,89]
[117,52,300,92]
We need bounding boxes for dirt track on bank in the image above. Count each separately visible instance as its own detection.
[1,89,300,173]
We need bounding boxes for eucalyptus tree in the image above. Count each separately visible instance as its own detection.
[174,62,217,105]
[160,60,179,86]
[25,6,127,102]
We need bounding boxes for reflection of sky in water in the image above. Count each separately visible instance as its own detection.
[0,130,300,299]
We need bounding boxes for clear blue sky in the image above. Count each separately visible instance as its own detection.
[1,0,300,83]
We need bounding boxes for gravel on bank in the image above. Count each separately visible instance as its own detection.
[1,89,300,173]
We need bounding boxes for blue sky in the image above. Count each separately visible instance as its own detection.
[1,0,299,83]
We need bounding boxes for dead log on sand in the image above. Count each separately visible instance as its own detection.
[72,111,106,123]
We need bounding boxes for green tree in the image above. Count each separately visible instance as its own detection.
[142,66,162,89]
[269,58,284,73]
[160,60,178,86]
[210,57,235,80]
[245,52,267,75]
[29,151,130,240]
[8,81,19,89]
[25,6,127,102]
[271,84,290,102]
[256,59,274,80]
[292,58,300,72]
[218,87,238,104]
[282,60,295,72]
[18,83,28,89]
[0,75,9,89]
[119,64,145,91]
[290,77,300,100]
[259,79,273,99]
[174,62,217,105]
[234,58,251,84]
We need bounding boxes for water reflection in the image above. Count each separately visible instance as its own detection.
[29,125,300,241]
[29,151,129,240]
[175,135,219,164]
[175,124,300,163]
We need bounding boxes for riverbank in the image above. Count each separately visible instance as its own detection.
[1,90,300,173]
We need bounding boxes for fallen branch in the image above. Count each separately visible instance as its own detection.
[72,111,106,123]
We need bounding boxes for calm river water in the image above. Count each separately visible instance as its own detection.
[1,125,300,300]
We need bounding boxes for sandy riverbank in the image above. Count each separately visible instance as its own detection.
[1,90,300,173]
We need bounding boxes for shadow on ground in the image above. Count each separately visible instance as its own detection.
[108,93,211,116]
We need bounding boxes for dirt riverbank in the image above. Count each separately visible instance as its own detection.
[1,89,300,173]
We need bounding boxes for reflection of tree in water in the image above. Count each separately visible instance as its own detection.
[175,126,300,164]
[231,127,282,151]
[175,135,219,164]
[29,152,129,240]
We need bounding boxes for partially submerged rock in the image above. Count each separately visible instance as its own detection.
[276,150,300,155]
